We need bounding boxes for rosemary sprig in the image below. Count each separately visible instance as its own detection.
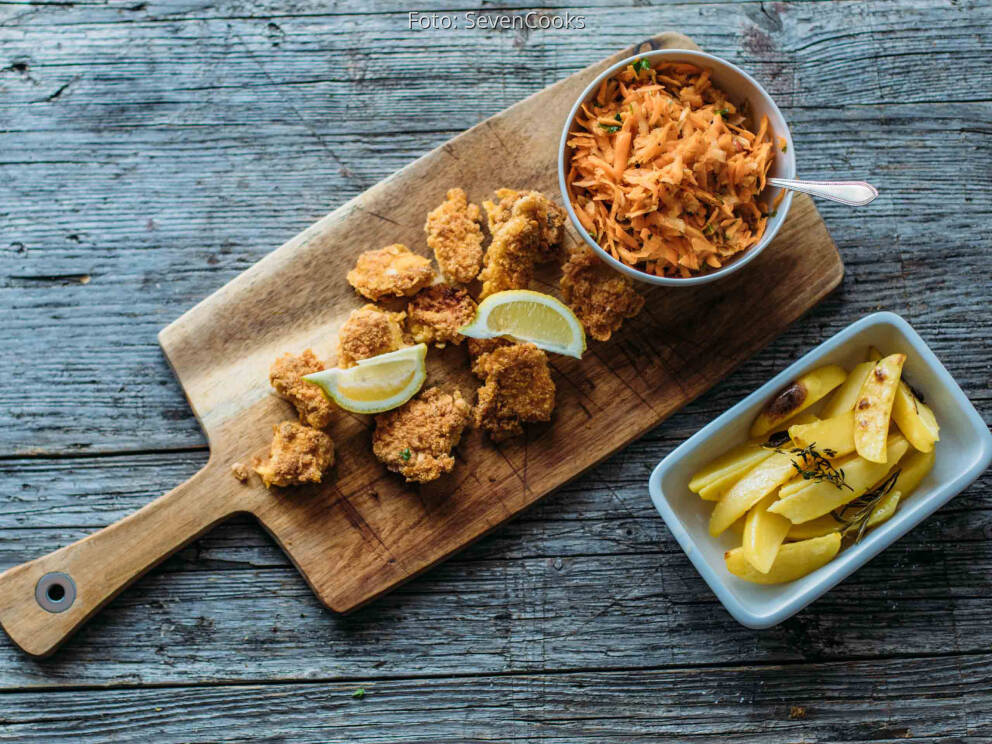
[831,469,901,544]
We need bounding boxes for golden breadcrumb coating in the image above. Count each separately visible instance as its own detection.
[372,387,473,483]
[483,188,566,263]
[270,350,334,428]
[253,421,335,487]
[473,343,556,441]
[467,337,514,378]
[347,244,435,301]
[337,304,408,367]
[425,188,485,284]
[406,285,477,347]
[560,249,645,342]
[478,194,544,299]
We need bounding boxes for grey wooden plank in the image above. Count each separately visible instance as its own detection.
[0,1,987,102]
[0,655,990,743]
[0,449,988,686]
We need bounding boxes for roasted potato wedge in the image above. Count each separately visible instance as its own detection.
[820,361,876,418]
[749,365,846,438]
[697,457,771,501]
[742,492,792,573]
[769,435,910,523]
[891,381,940,452]
[786,490,901,540]
[785,513,844,540]
[695,412,816,500]
[779,474,813,499]
[788,411,856,458]
[867,346,883,362]
[689,443,772,493]
[725,532,841,584]
[709,451,801,536]
[892,448,935,495]
[853,354,906,463]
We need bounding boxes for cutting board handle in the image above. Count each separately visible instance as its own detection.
[0,462,235,657]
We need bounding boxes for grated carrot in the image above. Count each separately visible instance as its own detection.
[565,61,776,278]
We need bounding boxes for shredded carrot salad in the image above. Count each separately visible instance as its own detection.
[565,60,777,278]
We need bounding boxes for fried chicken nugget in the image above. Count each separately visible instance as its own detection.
[560,249,646,342]
[372,386,473,483]
[270,350,334,428]
[483,188,566,263]
[467,337,514,377]
[425,188,485,284]
[347,244,435,301]
[473,343,556,442]
[253,421,335,487]
[478,194,544,299]
[337,304,408,367]
[406,285,477,347]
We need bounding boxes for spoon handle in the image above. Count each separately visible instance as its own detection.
[768,178,879,206]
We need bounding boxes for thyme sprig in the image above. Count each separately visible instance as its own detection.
[788,443,851,491]
[831,469,901,544]
[761,434,851,491]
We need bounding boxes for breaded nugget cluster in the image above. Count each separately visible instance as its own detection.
[425,188,485,284]
[269,350,334,428]
[478,190,568,299]
[372,386,473,482]
[560,249,645,342]
[245,185,647,489]
[337,304,408,367]
[406,285,477,347]
[471,342,556,441]
[347,244,435,300]
[483,188,565,264]
[257,350,338,487]
[254,421,335,488]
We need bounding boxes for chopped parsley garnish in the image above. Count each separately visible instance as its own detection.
[716,108,730,118]
[703,223,715,235]
[781,143,788,152]
[399,448,411,462]
[353,688,366,699]
[615,113,622,121]
[600,124,620,133]
[632,58,651,72]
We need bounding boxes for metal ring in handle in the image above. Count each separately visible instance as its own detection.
[768,178,879,206]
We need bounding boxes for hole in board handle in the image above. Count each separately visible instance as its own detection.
[35,572,76,613]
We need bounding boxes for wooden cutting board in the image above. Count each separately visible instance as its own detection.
[0,32,843,657]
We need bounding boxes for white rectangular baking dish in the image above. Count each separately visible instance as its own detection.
[648,312,992,628]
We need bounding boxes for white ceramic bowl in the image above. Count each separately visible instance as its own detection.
[648,312,992,628]
[558,49,796,286]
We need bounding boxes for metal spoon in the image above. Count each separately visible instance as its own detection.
[768,178,878,206]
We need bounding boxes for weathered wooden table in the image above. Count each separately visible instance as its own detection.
[2,1,990,741]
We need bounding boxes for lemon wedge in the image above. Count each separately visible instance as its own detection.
[458,290,586,358]
[304,344,427,414]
